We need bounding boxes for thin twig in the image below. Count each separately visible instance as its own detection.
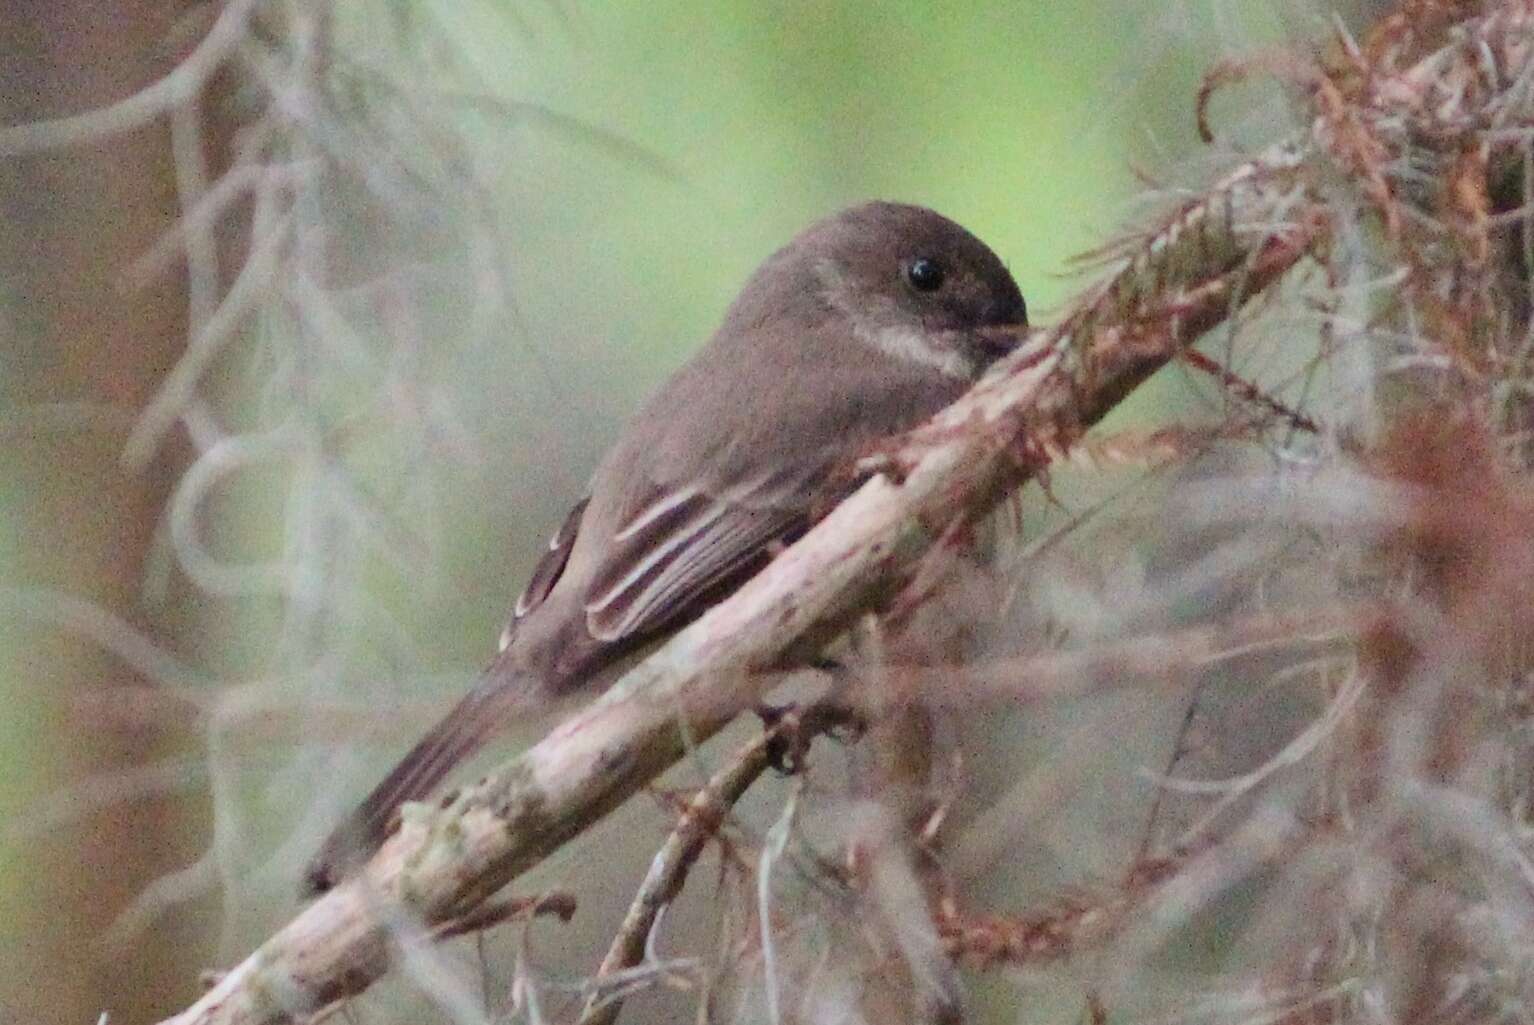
[577,704,847,1025]
[0,0,264,156]
[860,602,1370,710]
[430,891,576,942]
[1179,347,1323,434]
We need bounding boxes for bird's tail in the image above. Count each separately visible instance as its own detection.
[304,670,535,893]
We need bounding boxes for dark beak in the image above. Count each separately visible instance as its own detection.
[973,322,1030,358]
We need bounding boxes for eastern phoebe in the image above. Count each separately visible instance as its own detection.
[306,201,1027,891]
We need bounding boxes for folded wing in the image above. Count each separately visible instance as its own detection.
[583,486,805,642]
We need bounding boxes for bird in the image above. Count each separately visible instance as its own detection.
[305,200,1027,892]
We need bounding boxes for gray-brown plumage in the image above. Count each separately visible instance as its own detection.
[304,201,1027,892]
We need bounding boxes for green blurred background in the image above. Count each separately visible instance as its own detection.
[0,2,1371,1022]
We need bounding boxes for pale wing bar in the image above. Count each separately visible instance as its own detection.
[585,490,802,643]
[501,496,588,651]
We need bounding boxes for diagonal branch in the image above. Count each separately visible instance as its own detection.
[575,701,851,1025]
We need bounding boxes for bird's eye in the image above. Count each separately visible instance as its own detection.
[905,257,945,292]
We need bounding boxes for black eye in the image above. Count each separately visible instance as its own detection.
[905,257,945,292]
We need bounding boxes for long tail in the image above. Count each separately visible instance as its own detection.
[304,669,536,893]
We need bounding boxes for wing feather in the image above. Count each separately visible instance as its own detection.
[500,497,588,651]
[583,489,803,643]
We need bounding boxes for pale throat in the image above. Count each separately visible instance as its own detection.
[813,258,976,381]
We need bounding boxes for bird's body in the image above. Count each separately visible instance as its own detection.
[305,201,1027,891]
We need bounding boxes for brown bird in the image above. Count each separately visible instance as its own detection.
[305,200,1027,892]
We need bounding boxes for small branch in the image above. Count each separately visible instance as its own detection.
[937,806,1308,970]
[1178,347,1323,434]
[576,702,848,1025]
[0,0,262,156]
[430,891,576,942]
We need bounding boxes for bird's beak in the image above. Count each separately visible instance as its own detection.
[974,323,1031,358]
